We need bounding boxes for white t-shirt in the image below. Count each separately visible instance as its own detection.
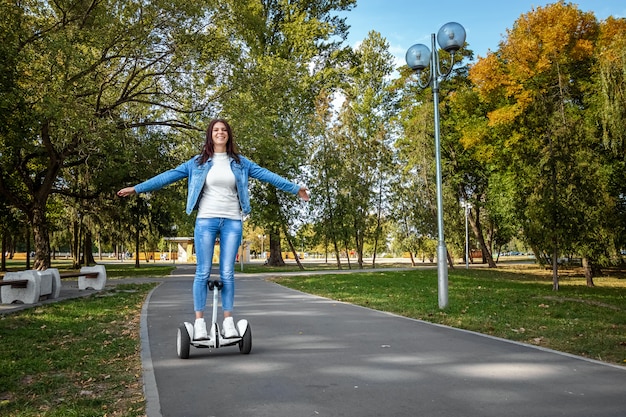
[196,153,241,219]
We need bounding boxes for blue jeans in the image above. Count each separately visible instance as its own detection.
[193,218,242,314]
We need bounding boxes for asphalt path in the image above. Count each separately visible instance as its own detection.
[141,266,626,417]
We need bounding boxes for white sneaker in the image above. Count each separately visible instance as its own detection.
[222,317,239,338]
[194,318,208,340]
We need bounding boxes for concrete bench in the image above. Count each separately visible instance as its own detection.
[0,270,56,304]
[0,265,106,304]
[60,265,107,290]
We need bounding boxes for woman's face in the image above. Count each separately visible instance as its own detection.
[212,122,229,151]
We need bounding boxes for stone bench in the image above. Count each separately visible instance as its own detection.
[0,265,107,304]
[0,270,56,304]
[60,265,107,290]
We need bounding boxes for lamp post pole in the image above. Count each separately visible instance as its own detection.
[406,22,466,309]
[430,31,449,308]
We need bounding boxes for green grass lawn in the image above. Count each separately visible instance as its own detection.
[0,283,157,417]
[0,262,174,416]
[275,266,626,366]
[100,263,176,279]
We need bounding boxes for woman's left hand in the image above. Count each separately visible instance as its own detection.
[298,186,310,202]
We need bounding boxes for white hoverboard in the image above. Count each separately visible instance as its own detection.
[176,280,252,359]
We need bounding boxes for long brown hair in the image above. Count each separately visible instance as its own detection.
[198,119,240,165]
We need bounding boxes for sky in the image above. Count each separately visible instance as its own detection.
[340,0,626,68]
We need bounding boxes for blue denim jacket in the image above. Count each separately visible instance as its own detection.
[134,155,301,216]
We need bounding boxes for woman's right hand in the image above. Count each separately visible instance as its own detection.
[117,187,136,197]
[297,186,310,202]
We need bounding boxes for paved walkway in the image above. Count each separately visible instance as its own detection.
[3,266,626,416]
[141,266,626,417]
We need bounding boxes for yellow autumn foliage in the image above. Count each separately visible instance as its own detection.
[469,1,598,127]
[596,17,626,65]
[459,122,487,150]
[487,105,521,127]
[468,53,504,98]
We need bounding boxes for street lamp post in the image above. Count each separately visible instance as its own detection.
[406,22,466,309]
[461,201,472,269]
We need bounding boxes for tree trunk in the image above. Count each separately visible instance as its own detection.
[372,173,385,269]
[552,243,559,291]
[97,231,102,261]
[550,134,559,291]
[282,224,304,271]
[354,222,364,269]
[343,237,352,269]
[134,217,140,268]
[530,245,545,266]
[1,233,6,271]
[446,248,455,269]
[71,219,81,269]
[84,229,95,265]
[31,203,52,270]
[371,238,378,268]
[582,257,595,287]
[468,206,497,268]
[331,232,342,269]
[322,168,342,268]
[9,234,15,259]
[267,226,285,266]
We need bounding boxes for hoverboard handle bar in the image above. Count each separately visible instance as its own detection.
[207,280,223,291]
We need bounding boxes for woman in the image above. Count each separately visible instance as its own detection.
[117,119,309,339]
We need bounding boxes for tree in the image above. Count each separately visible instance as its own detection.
[446,82,500,268]
[323,31,396,268]
[215,0,356,266]
[0,0,224,269]
[391,74,439,265]
[468,2,610,289]
[309,91,345,267]
[0,202,24,271]
[591,16,626,268]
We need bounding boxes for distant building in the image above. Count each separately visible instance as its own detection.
[163,237,250,263]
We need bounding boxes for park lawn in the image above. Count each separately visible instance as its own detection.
[0,263,174,417]
[0,283,157,417]
[275,265,626,366]
[100,263,176,279]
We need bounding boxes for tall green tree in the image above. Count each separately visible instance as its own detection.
[392,67,439,263]
[446,84,502,267]
[0,0,225,269]
[309,91,346,267]
[324,31,396,268]
[215,0,355,266]
[591,16,626,266]
[469,2,613,288]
